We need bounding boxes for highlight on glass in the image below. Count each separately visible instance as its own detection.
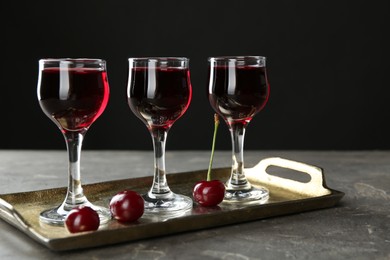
[37,58,111,225]
[208,56,270,204]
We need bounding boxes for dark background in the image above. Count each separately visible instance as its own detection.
[2,0,389,150]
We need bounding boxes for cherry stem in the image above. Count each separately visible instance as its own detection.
[207,114,220,181]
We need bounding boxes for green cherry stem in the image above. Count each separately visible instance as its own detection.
[207,114,220,181]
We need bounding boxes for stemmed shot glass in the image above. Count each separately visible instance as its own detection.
[208,56,270,204]
[37,58,111,225]
[127,57,193,214]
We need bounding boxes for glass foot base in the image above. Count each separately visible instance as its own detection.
[39,204,111,226]
[143,192,193,216]
[223,186,269,204]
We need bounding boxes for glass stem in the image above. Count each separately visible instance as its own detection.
[227,123,251,190]
[62,130,89,210]
[149,128,172,197]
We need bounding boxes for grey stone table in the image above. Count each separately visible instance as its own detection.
[0,150,389,259]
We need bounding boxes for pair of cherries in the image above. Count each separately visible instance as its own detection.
[65,190,144,233]
[66,114,225,233]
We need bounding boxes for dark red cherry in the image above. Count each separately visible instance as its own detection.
[193,180,226,207]
[194,114,225,207]
[110,190,144,223]
[65,206,100,233]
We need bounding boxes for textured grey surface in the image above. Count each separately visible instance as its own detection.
[0,150,389,259]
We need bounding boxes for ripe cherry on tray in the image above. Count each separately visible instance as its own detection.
[193,179,225,207]
[193,114,226,207]
[109,190,144,223]
[65,206,100,233]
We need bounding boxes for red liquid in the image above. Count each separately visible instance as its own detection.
[127,67,192,129]
[38,67,109,132]
[208,66,269,125]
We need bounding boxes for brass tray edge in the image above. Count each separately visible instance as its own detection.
[47,191,344,251]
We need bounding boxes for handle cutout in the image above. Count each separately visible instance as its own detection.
[265,165,311,183]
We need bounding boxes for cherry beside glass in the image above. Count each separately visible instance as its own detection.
[208,56,270,204]
[37,58,111,225]
[127,57,193,214]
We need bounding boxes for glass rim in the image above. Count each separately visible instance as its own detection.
[128,57,189,62]
[208,56,266,62]
[39,58,105,63]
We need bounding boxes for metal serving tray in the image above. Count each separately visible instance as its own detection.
[0,157,344,251]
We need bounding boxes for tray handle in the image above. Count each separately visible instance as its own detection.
[0,197,48,243]
[0,197,30,230]
[245,157,331,197]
